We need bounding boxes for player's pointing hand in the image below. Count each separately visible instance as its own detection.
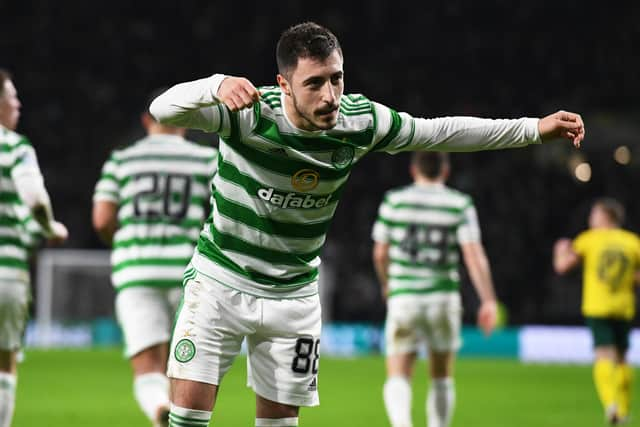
[217,77,260,112]
[538,110,585,148]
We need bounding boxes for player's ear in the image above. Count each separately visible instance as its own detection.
[141,112,154,129]
[277,74,291,96]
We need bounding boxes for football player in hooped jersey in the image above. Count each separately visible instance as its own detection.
[0,69,68,427]
[150,22,585,427]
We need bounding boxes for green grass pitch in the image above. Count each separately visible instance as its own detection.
[13,349,638,426]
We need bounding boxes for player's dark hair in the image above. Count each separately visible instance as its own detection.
[276,22,342,78]
[0,69,12,97]
[411,152,449,179]
[594,198,625,226]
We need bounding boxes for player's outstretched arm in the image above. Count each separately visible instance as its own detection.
[553,238,580,274]
[371,104,585,153]
[461,241,498,336]
[150,74,259,132]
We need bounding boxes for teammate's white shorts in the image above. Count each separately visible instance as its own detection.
[168,270,321,407]
[0,281,30,351]
[115,286,182,358]
[385,292,462,355]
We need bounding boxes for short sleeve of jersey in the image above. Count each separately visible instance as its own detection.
[93,154,120,204]
[10,137,42,179]
[457,202,481,244]
[371,196,392,243]
[572,231,591,256]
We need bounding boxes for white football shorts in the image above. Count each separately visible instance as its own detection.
[115,286,183,357]
[0,281,30,351]
[385,292,462,355]
[168,269,321,407]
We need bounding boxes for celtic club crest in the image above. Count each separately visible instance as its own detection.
[331,146,354,169]
[174,338,196,363]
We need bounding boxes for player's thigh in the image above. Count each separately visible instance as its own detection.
[115,286,176,358]
[586,317,616,349]
[0,281,30,353]
[247,294,322,408]
[611,318,632,360]
[385,296,422,357]
[423,293,462,353]
[168,272,248,388]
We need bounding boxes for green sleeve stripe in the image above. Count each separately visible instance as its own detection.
[94,190,119,199]
[214,192,332,239]
[196,236,319,288]
[113,257,192,272]
[113,235,197,248]
[373,109,402,152]
[0,192,21,204]
[210,226,320,265]
[0,138,31,152]
[0,237,26,247]
[0,257,29,269]
[99,173,118,183]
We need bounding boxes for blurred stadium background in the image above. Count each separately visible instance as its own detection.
[3,0,640,425]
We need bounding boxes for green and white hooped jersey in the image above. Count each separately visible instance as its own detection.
[93,135,217,291]
[150,74,540,298]
[372,183,480,297]
[0,126,42,284]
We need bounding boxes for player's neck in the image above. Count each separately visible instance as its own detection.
[147,126,184,137]
[414,177,444,186]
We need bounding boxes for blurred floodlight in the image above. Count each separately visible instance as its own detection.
[614,146,631,165]
[575,162,592,182]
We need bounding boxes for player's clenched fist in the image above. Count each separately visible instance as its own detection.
[538,110,585,148]
[217,77,260,112]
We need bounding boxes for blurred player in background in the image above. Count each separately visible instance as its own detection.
[92,91,217,427]
[554,198,639,425]
[0,69,68,427]
[372,152,497,427]
[149,22,584,427]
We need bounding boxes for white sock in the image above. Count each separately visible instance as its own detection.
[134,373,170,422]
[169,404,211,426]
[383,376,413,427]
[255,417,299,426]
[0,372,16,427]
[427,377,455,427]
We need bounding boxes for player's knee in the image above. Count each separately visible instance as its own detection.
[170,378,217,411]
[256,394,299,418]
